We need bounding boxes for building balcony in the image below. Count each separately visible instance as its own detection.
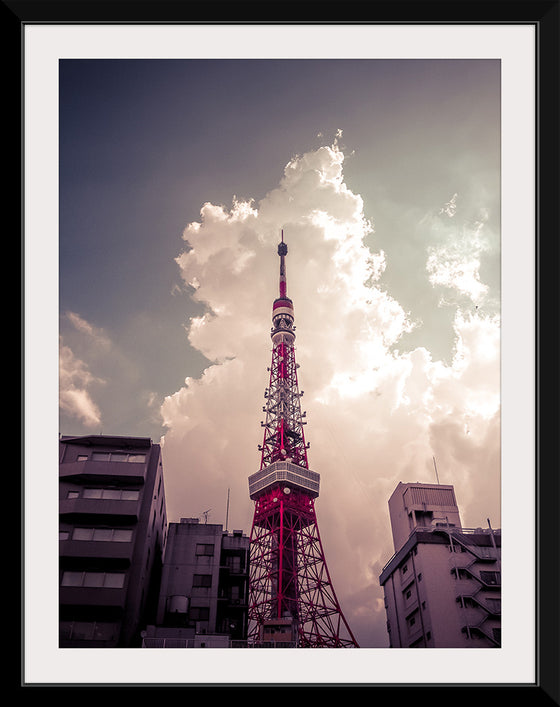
[59,497,140,520]
[456,594,501,617]
[60,460,146,483]
[452,567,501,591]
[461,623,501,646]
[217,595,247,608]
[59,538,135,562]
[59,586,127,609]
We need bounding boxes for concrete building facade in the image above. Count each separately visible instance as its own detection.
[142,518,250,648]
[379,482,501,648]
[59,434,167,647]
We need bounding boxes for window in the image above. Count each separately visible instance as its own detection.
[102,573,126,588]
[102,489,122,500]
[83,572,105,587]
[61,571,84,586]
[196,544,214,556]
[72,528,94,541]
[91,452,146,464]
[83,488,103,498]
[193,574,212,588]
[189,606,210,621]
[71,527,133,542]
[61,571,125,588]
[67,491,79,499]
[83,488,140,501]
[226,555,242,572]
[93,529,114,542]
[59,530,70,540]
[121,489,140,500]
[77,455,88,462]
[60,621,117,641]
[406,609,419,633]
[112,529,133,542]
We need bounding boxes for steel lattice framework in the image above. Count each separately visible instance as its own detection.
[247,233,358,647]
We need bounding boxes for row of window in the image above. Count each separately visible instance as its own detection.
[61,571,126,588]
[60,620,118,641]
[60,527,133,543]
[77,452,146,464]
[67,487,140,501]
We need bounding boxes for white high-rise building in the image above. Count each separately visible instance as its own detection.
[379,482,501,648]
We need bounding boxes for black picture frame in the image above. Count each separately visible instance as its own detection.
[14,1,558,701]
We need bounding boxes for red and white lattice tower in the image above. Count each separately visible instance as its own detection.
[247,233,359,647]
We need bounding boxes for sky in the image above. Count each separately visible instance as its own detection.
[57,57,502,649]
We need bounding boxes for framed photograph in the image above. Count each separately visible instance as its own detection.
[18,2,558,697]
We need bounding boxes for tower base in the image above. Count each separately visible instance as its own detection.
[248,485,359,647]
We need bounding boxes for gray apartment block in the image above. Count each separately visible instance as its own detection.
[59,434,167,647]
[143,518,249,647]
[379,482,501,648]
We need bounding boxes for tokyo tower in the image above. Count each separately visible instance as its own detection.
[247,232,359,647]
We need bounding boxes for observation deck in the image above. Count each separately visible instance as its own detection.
[248,460,320,500]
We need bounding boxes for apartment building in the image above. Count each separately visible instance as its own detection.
[59,434,167,647]
[379,482,501,648]
[142,518,250,648]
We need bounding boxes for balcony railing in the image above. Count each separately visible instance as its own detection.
[60,459,146,483]
[248,461,320,498]
[141,637,297,648]
[381,526,500,574]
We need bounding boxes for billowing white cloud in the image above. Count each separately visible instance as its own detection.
[160,137,500,647]
[59,341,104,428]
[426,194,493,304]
[59,310,169,438]
[58,311,114,429]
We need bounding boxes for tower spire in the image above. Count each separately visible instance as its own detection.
[247,232,359,648]
[259,232,308,470]
[278,229,287,298]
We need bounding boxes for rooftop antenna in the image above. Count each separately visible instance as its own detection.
[225,488,230,532]
[201,509,211,524]
[432,456,440,485]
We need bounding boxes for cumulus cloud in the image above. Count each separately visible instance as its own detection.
[160,136,500,647]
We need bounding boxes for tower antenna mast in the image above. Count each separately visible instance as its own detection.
[433,456,440,485]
